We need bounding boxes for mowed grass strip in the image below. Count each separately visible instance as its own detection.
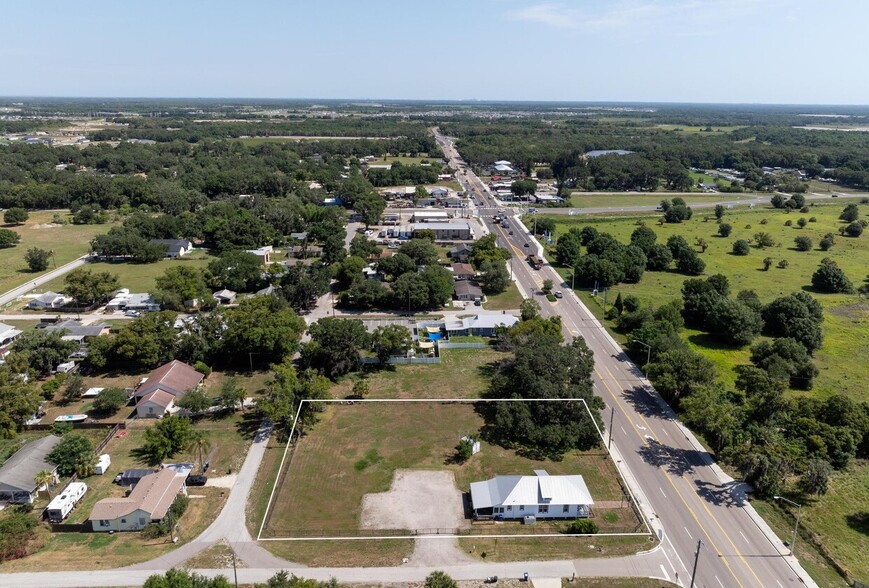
[264,402,630,537]
[0,210,118,295]
[568,192,754,209]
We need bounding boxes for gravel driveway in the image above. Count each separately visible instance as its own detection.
[361,470,469,532]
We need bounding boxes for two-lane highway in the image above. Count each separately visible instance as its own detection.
[434,127,816,588]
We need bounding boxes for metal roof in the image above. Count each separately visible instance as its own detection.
[470,472,594,510]
[0,435,61,494]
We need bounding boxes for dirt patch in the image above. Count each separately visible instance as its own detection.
[30,223,62,229]
[826,302,869,319]
[361,470,469,532]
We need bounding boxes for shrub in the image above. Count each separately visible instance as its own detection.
[811,259,854,293]
[777,259,789,269]
[845,222,864,237]
[797,218,807,228]
[809,217,817,223]
[794,236,812,251]
[784,220,793,227]
[566,519,599,534]
[760,219,768,225]
[717,223,732,237]
[800,206,810,214]
[192,361,211,377]
[819,236,834,251]
[732,240,750,255]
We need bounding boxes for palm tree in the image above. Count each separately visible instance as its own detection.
[34,469,55,500]
[187,432,211,473]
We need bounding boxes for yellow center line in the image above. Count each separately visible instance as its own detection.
[594,366,744,587]
[598,363,766,588]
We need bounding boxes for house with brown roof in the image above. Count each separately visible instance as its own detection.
[134,360,204,418]
[89,469,187,532]
[451,263,476,281]
[136,390,176,419]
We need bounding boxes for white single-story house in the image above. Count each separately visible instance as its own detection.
[89,469,187,532]
[470,470,593,520]
[27,291,71,309]
[246,245,273,265]
[0,435,61,503]
[429,186,449,198]
[149,239,193,258]
[106,290,161,312]
[446,313,519,337]
[411,222,473,241]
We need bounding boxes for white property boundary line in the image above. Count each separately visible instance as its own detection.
[257,398,653,542]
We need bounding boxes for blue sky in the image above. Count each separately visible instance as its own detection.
[2,0,867,104]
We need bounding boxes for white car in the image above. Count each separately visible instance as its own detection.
[125,310,141,317]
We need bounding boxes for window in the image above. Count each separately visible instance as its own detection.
[539,505,548,514]
[519,505,525,511]
[563,504,570,513]
[506,505,512,511]
[121,518,127,524]
[99,520,110,528]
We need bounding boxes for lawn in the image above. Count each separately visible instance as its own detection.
[331,347,505,400]
[457,534,654,563]
[260,402,636,538]
[37,249,216,294]
[483,281,523,311]
[0,210,118,296]
[366,155,444,167]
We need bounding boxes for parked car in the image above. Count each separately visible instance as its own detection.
[554,291,563,299]
[125,310,141,317]
[186,474,207,486]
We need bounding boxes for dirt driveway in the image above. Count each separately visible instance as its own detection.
[361,470,469,532]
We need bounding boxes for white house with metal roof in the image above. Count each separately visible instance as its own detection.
[470,470,593,520]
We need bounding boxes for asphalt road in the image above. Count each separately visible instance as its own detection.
[0,254,91,307]
[434,128,817,588]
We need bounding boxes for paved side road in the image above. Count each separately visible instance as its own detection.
[0,254,91,307]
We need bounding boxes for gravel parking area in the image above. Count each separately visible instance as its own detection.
[361,470,469,531]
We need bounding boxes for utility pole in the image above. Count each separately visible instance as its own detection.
[689,539,703,588]
[634,340,652,376]
[607,406,615,451]
[774,496,802,556]
[232,549,238,587]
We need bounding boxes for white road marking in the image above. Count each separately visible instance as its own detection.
[660,545,681,583]
[776,581,783,588]
[620,426,628,436]
[684,526,692,540]
[660,565,671,582]
[662,427,670,437]
[659,487,667,498]
[637,425,646,430]
[715,575,725,588]
[666,536,690,572]
[739,530,749,543]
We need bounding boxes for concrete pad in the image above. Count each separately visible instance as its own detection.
[530,577,562,588]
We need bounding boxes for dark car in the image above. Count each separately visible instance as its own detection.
[186,474,207,487]
[524,242,530,248]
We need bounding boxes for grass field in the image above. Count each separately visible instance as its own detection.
[332,347,506,400]
[567,192,753,209]
[654,124,745,134]
[0,210,117,295]
[483,281,523,311]
[542,201,869,584]
[457,535,655,563]
[688,171,732,189]
[541,202,869,401]
[37,249,216,294]
[260,402,635,538]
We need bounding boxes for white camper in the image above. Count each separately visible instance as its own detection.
[94,454,111,475]
[44,482,87,523]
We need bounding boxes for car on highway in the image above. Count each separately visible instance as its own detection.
[186,474,207,487]
[524,242,530,248]
[554,291,563,299]
[508,230,513,235]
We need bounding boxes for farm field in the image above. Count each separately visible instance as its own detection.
[0,210,118,295]
[259,402,637,539]
[36,249,216,294]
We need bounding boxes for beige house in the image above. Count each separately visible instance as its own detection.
[89,469,186,532]
[136,390,176,419]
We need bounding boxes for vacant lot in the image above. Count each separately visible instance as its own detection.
[37,250,216,294]
[260,402,634,539]
[331,347,506,400]
[0,210,118,295]
[567,192,753,209]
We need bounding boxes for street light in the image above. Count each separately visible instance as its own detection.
[633,339,651,375]
[773,495,802,556]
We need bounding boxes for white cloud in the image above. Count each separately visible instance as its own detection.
[507,0,764,32]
